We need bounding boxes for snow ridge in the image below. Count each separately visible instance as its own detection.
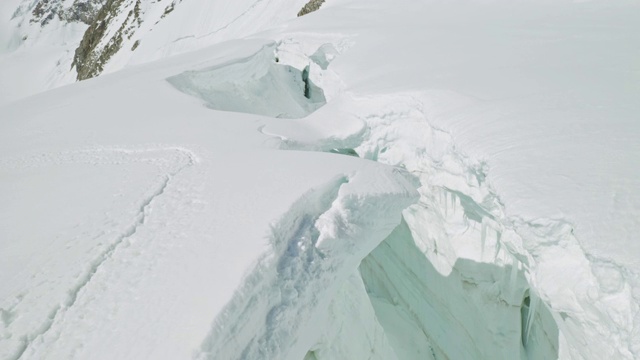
[197,168,417,359]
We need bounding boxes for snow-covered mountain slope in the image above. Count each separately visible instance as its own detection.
[0,0,312,105]
[1,0,639,359]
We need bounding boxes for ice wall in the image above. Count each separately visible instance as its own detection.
[359,214,558,360]
[195,168,417,360]
[267,92,564,359]
[167,45,326,119]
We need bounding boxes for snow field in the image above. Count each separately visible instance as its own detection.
[0,147,196,359]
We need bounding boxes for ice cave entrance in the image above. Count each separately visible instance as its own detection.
[167,53,326,119]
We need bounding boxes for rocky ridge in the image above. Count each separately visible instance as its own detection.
[298,0,325,17]
[72,0,143,80]
[71,0,185,80]
[30,0,106,26]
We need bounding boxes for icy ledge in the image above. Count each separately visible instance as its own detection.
[195,167,418,359]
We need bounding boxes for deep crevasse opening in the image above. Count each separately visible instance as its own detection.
[295,94,562,360]
[358,217,559,360]
[296,91,637,359]
[306,212,559,360]
[160,36,638,359]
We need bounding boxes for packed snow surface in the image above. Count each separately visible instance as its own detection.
[1,0,639,359]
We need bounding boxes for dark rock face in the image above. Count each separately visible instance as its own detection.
[66,0,107,24]
[12,0,172,80]
[30,0,106,26]
[297,0,325,17]
[71,0,181,80]
[72,0,142,80]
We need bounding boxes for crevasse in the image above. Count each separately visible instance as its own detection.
[290,91,629,359]
[287,93,555,360]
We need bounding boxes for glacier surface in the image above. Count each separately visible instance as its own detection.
[1,0,639,359]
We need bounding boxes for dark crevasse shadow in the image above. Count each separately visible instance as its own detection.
[359,217,559,360]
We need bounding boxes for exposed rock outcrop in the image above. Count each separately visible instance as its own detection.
[30,0,106,26]
[298,0,325,17]
[72,0,142,80]
[70,0,182,80]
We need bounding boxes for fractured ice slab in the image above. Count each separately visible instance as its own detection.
[167,45,326,119]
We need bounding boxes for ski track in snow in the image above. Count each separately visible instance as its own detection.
[3,146,198,360]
